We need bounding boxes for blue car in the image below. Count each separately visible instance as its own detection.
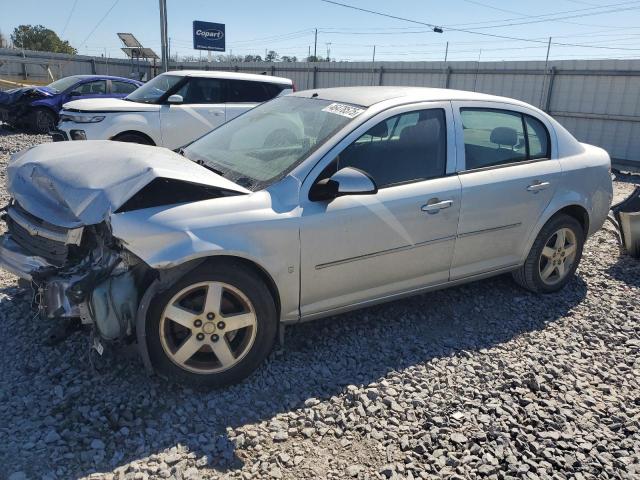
[0,75,143,133]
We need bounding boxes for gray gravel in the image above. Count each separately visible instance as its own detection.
[0,126,639,479]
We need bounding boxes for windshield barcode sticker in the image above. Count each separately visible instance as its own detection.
[322,103,365,118]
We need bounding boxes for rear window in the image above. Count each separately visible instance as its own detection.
[226,80,286,103]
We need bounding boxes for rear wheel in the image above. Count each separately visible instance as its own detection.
[112,132,154,145]
[146,262,277,387]
[512,214,584,293]
[30,108,57,134]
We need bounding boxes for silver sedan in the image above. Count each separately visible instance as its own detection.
[0,86,613,386]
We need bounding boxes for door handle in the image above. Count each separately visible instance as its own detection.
[421,199,453,213]
[208,109,224,116]
[527,181,550,192]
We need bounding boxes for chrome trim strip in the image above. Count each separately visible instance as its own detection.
[7,207,83,245]
[315,235,455,270]
[457,222,522,238]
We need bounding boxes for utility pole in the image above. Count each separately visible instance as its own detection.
[444,41,449,62]
[371,45,376,86]
[544,36,552,64]
[372,45,376,63]
[326,42,331,61]
[159,0,169,72]
[314,28,318,60]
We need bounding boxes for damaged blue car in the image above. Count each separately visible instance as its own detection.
[0,75,143,133]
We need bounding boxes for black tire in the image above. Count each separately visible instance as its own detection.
[512,213,584,293]
[112,132,154,145]
[29,108,57,134]
[146,260,277,387]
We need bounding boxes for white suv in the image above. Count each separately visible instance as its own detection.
[52,70,293,149]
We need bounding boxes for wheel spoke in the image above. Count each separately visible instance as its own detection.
[542,246,555,259]
[165,304,197,329]
[556,261,566,278]
[204,283,223,316]
[541,262,556,280]
[565,244,576,257]
[554,229,566,248]
[223,312,255,332]
[173,335,202,365]
[211,337,235,367]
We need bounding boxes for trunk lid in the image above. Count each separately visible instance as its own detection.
[8,141,249,228]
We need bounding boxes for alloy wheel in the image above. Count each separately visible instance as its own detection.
[538,227,578,286]
[159,281,257,374]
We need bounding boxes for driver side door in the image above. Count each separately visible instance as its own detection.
[299,102,461,318]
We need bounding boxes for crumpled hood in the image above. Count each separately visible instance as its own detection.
[0,86,53,106]
[62,97,160,112]
[7,141,249,228]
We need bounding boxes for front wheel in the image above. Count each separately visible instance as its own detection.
[512,214,584,293]
[146,261,277,387]
[30,108,57,134]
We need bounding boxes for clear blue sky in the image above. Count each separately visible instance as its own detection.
[1,0,640,62]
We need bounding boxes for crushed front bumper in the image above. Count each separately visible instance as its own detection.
[0,234,53,280]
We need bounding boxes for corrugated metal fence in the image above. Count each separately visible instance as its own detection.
[1,47,639,163]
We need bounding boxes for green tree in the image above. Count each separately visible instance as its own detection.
[281,55,298,63]
[0,31,6,48]
[265,50,279,62]
[11,25,76,54]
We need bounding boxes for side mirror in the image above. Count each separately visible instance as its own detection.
[309,166,377,202]
[167,94,183,104]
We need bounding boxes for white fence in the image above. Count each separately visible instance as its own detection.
[1,47,639,164]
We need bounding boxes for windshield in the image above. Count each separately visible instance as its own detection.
[125,74,182,103]
[47,76,82,93]
[183,96,365,191]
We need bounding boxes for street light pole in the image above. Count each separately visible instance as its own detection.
[159,0,169,72]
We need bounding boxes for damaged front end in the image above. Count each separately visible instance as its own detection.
[0,202,150,341]
[0,87,52,127]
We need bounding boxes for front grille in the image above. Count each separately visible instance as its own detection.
[5,204,76,265]
[7,217,69,265]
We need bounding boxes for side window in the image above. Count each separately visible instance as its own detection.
[180,78,223,104]
[525,115,550,159]
[112,81,138,94]
[461,109,526,170]
[226,80,273,102]
[73,80,107,95]
[338,109,447,189]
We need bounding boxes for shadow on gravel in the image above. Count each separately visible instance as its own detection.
[606,251,640,288]
[0,274,588,479]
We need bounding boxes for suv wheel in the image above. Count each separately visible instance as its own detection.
[512,214,584,293]
[112,132,154,145]
[146,262,277,387]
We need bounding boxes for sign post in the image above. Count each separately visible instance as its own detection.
[193,21,226,52]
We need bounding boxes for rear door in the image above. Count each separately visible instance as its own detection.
[159,77,226,148]
[224,80,286,121]
[450,102,561,279]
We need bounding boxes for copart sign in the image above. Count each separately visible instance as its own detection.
[193,21,225,51]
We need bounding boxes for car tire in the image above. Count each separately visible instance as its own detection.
[512,213,584,293]
[30,108,57,134]
[112,132,154,145]
[146,260,277,387]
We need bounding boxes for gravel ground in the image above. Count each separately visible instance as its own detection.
[0,126,639,480]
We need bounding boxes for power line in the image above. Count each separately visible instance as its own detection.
[61,0,78,37]
[79,0,120,47]
[320,0,640,50]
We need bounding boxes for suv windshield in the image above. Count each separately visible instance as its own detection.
[47,76,82,93]
[125,74,182,103]
[183,96,365,191]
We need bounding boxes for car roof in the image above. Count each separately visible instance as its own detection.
[163,70,292,85]
[290,86,532,108]
[69,75,142,83]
